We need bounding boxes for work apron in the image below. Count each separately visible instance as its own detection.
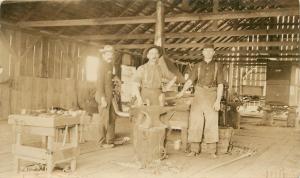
[132,87,162,152]
[141,87,162,106]
[188,86,219,143]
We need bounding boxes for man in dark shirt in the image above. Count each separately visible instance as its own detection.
[177,43,224,157]
[95,45,116,148]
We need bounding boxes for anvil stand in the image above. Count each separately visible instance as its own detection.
[131,105,172,168]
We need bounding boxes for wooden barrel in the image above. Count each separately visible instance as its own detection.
[287,110,296,127]
[217,127,234,154]
[228,110,241,129]
[263,110,273,126]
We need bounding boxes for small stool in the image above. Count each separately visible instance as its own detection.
[168,111,189,152]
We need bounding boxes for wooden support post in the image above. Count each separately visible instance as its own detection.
[237,67,241,95]
[41,37,48,78]
[154,0,164,47]
[211,0,219,31]
[14,31,22,77]
[228,63,234,99]
[46,136,54,173]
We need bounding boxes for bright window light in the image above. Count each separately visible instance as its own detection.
[86,56,99,81]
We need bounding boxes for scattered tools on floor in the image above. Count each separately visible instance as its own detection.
[113,137,130,145]
[189,150,256,177]
[21,163,46,172]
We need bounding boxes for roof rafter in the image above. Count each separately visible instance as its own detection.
[17,8,299,27]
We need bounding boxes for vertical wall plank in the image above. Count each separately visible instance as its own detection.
[1,25,98,115]
[41,37,48,78]
[48,40,54,78]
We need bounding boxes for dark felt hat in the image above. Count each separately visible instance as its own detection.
[203,43,214,49]
[143,45,164,59]
[99,45,114,53]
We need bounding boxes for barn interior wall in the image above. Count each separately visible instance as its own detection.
[0,25,98,120]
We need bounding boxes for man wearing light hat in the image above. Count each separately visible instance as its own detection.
[177,43,224,157]
[95,45,116,148]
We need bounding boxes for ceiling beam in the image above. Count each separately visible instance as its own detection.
[0,20,101,47]
[113,41,299,49]
[74,29,299,40]
[17,8,299,27]
[2,0,80,4]
[171,55,300,60]
[168,49,300,56]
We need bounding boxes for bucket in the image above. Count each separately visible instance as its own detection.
[263,111,273,126]
[173,140,182,150]
[217,127,234,154]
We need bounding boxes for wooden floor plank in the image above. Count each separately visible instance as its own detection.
[1,118,300,178]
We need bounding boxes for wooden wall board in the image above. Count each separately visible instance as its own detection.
[0,26,98,117]
[0,83,10,120]
[20,76,32,111]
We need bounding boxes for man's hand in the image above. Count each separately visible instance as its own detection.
[101,97,108,108]
[213,101,221,111]
[136,97,143,106]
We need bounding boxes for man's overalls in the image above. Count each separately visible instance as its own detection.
[188,61,223,154]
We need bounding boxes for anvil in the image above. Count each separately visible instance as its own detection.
[130,104,190,129]
[130,105,169,129]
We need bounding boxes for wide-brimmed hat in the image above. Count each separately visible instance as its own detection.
[142,45,164,59]
[99,45,114,53]
[203,43,214,49]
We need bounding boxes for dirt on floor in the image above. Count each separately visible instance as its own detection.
[1,117,300,178]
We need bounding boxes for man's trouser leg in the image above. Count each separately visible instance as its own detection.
[190,142,201,153]
[106,104,116,144]
[202,91,219,154]
[187,88,206,154]
[98,105,109,144]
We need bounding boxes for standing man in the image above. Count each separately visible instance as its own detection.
[95,45,116,148]
[134,45,177,106]
[177,43,224,157]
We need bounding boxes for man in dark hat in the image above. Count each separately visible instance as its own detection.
[95,45,116,148]
[177,43,224,158]
[134,45,177,106]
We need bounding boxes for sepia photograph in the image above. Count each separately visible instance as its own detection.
[0,0,299,177]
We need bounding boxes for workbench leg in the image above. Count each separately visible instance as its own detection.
[14,157,20,173]
[71,125,79,147]
[70,125,79,171]
[79,124,85,143]
[14,127,22,173]
[70,159,76,172]
[181,128,188,152]
[46,136,54,174]
[42,136,47,148]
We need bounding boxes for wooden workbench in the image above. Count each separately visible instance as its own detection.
[8,113,80,173]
